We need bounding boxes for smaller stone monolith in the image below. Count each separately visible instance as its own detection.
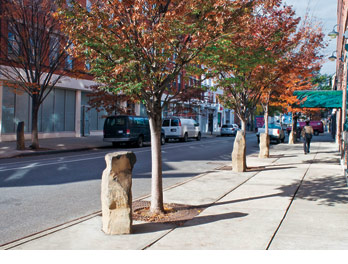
[101,151,136,235]
[232,130,246,172]
[16,121,25,150]
[258,133,269,158]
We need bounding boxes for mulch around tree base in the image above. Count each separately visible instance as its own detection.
[132,201,205,226]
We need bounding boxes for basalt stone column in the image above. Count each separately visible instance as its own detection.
[101,151,136,235]
[258,133,270,158]
[232,130,246,172]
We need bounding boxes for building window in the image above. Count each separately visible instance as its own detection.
[8,31,20,58]
[1,87,76,134]
[49,35,59,66]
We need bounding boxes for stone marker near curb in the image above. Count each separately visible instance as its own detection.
[16,121,25,150]
[232,130,246,172]
[101,151,136,235]
[288,132,294,144]
[258,133,269,158]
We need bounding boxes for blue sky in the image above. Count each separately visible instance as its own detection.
[284,0,337,75]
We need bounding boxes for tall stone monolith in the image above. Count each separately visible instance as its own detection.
[232,130,246,172]
[101,151,136,235]
[258,133,269,158]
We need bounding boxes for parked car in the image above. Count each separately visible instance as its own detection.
[104,115,166,147]
[286,120,324,136]
[256,123,285,144]
[160,128,166,145]
[162,117,201,142]
[220,124,239,136]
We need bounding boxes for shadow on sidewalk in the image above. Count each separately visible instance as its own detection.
[133,211,248,234]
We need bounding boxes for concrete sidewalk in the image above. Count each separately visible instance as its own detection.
[2,133,347,250]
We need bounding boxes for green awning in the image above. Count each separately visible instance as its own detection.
[293,90,342,108]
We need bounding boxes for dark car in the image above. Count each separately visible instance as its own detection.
[103,115,150,147]
[103,115,166,147]
[161,128,166,145]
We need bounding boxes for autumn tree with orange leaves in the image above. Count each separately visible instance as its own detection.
[57,0,257,214]
[198,0,303,170]
[259,16,325,149]
[0,0,72,149]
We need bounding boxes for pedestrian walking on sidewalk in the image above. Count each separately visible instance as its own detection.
[301,120,314,154]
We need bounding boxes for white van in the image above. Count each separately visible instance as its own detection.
[162,117,201,142]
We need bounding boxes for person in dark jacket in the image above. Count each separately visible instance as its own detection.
[301,120,314,154]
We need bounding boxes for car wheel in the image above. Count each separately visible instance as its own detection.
[136,136,143,148]
[281,137,285,143]
[161,134,165,145]
[183,133,188,142]
[196,132,201,141]
[276,138,280,144]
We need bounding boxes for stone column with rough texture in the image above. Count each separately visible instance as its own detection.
[288,132,295,144]
[232,130,246,172]
[258,133,269,158]
[101,151,136,235]
[16,122,25,150]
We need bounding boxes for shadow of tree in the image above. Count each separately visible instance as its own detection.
[133,211,248,234]
[277,175,348,207]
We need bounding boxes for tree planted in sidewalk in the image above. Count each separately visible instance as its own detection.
[259,16,325,149]
[57,0,256,214]
[199,0,297,170]
[0,0,72,149]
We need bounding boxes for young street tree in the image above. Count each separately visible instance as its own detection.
[0,0,72,149]
[200,0,295,170]
[258,15,325,155]
[57,0,256,214]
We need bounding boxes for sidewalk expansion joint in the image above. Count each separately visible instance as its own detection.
[0,211,101,250]
[143,157,283,250]
[1,171,212,250]
[265,145,319,250]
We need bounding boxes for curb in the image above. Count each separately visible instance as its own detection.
[0,146,111,160]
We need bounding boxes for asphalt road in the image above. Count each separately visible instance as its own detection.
[0,133,259,245]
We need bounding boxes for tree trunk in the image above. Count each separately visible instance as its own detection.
[148,105,164,214]
[264,104,269,137]
[241,117,247,170]
[289,112,297,144]
[259,104,270,158]
[250,111,255,132]
[31,100,40,149]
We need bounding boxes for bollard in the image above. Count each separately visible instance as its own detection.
[232,130,246,172]
[101,151,136,235]
[16,121,25,150]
